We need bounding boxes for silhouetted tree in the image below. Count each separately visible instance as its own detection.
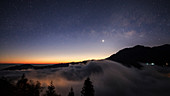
[27,80,42,96]
[81,77,94,96]
[0,77,15,96]
[16,74,29,96]
[16,74,42,96]
[44,81,60,96]
[68,87,74,96]
[0,74,43,96]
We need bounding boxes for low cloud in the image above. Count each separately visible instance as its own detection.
[1,60,170,96]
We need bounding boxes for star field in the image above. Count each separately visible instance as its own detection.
[0,0,170,63]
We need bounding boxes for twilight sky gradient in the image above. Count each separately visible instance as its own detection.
[0,0,170,63]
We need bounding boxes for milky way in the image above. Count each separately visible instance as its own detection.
[0,0,170,63]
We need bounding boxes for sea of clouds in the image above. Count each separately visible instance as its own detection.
[0,60,170,96]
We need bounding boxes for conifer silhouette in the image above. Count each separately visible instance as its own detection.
[81,77,94,96]
[44,81,60,96]
[68,87,74,96]
[16,74,42,96]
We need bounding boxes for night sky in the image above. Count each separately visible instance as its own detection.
[0,0,170,64]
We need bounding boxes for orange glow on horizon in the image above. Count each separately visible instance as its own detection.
[0,59,86,64]
[0,52,111,64]
[0,61,69,64]
[0,58,104,64]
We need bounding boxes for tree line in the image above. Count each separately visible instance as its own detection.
[0,74,94,96]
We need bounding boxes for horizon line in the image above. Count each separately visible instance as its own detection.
[0,59,101,64]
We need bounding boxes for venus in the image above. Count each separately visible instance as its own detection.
[102,39,105,43]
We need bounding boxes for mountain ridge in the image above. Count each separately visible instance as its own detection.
[107,44,170,68]
[2,44,170,70]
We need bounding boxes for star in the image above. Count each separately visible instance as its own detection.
[102,39,105,43]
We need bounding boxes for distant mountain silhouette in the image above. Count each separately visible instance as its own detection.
[3,64,69,70]
[3,64,34,70]
[3,44,170,70]
[2,60,89,70]
[107,44,170,68]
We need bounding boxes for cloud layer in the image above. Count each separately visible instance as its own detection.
[1,60,170,96]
